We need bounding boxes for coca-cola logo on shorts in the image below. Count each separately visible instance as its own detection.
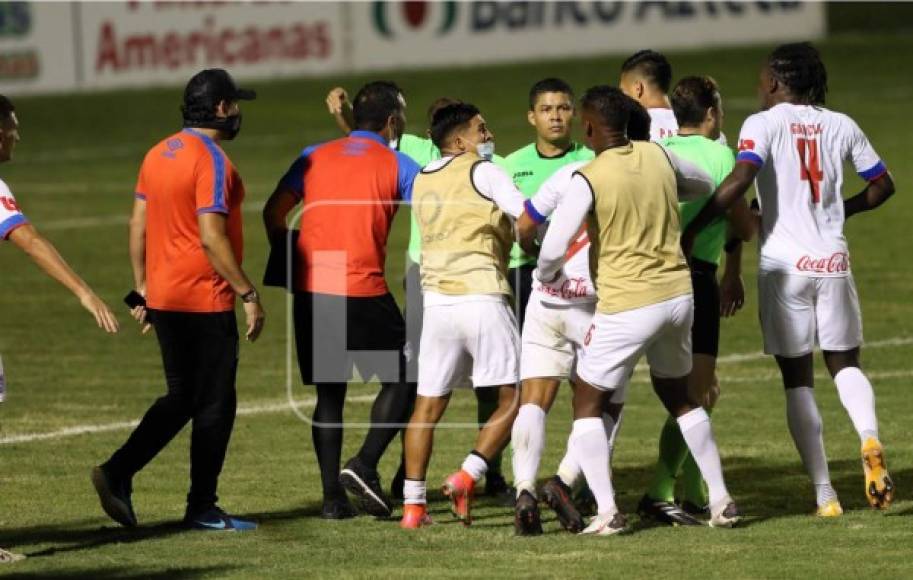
[795,252,849,274]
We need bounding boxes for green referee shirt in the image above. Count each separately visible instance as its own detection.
[661,134,736,266]
[503,142,594,268]
[398,134,506,263]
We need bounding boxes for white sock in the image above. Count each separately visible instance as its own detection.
[461,452,488,482]
[785,387,836,506]
[570,418,617,516]
[557,411,620,488]
[404,479,426,505]
[834,367,879,443]
[512,404,546,498]
[677,408,729,507]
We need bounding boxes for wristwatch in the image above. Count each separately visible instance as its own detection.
[240,288,260,303]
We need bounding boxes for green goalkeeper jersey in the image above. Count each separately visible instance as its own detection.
[661,134,736,266]
[398,134,506,264]
[503,142,594,268]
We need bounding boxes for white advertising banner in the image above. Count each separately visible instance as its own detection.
[77,1,345,90]
[0,2,76,94]
[351,1,826,71]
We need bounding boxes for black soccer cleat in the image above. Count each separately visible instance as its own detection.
[321,496,358,520]
[637,494,704,527]
[91,465,137,527]
[514,490,543,536]
[542,476,585,533]
[680,499,710,517]
[339,456,393,518]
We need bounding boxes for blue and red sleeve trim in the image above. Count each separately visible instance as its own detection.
[524,199,547,225]
[0,214,28,240]
[736,151,764,168]
[858,161,887,182]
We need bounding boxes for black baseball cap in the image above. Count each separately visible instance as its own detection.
[183,69,256,108]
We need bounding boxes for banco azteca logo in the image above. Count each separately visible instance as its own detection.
[373,1,457,39]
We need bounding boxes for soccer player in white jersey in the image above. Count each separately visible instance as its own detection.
[538,86,738,535]
[619,50,679,141]
[684,42,896,515]
[399,103,527,529]
[509,104,653,535]
[0,95,118,563]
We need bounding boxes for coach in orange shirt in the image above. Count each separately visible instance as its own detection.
[92,69,264,532]
[263,81,420,520]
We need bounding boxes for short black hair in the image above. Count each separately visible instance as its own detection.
[0,95,14,123]
[352,81,404,131]
[671,76,721,127]
[620,49,673,93]
[426,97,461,127]
[528,78,574,110]
[429,102,480,150]
[626,97,651,141]
[580,85,630,133]
[767,42,827,105]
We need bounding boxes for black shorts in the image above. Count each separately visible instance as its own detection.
[691,258,720,357]
[294,291,406,384]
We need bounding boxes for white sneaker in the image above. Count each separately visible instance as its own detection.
[0,547,26,564]
[580,511,628,536]
[709,497,741,528]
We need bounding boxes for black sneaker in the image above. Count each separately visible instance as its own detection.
[484,471,516,507]
[339,457,393,518]
[91,465,137,527]
[573,483,597,516]
[542,476,584,533]
[184,505,256,531]
[637,494,703,526]
[321,496,358,520]
[391,462,405,501]
[514,490,543,536]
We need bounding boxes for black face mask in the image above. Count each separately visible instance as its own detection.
[184,113,242,140]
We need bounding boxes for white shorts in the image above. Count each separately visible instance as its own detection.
[577,295,693,391]
[417,299,520,397]
[520,294,595,380]
[758,271,863,357]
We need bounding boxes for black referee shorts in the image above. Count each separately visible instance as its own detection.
[294,291,407,385]
[691,258,721,357]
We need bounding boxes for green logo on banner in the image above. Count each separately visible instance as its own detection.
[373,1,457,38]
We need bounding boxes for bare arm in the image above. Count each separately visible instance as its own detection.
[129,198,147,291]
[844,173,895,220]
[719,236,745,318]
[9,224,118,333]
[682,162,759,257]
[326,87,354,135]
[262,186,301,243]
[516,210,539,257]
[725,197,756,243]
[198,212,264,341]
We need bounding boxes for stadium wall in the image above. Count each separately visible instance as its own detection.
[0,1,825,96]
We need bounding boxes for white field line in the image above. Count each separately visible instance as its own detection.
[2,337,910,446]
[0,394,377,446]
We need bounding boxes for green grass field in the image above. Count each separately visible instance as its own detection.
[2,31,913,579]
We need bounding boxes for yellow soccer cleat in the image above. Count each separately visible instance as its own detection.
[862,438,894,509]
[816,499,843,518]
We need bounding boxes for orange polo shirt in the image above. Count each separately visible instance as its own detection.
[136,128,245,312]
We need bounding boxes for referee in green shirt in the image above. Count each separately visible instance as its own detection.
[638,76,756,524]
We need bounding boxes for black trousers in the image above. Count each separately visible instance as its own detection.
[104,310,239,512]
[508,264,535,331]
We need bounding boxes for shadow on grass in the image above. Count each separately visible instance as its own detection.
[1,565,237,579]
[1,521,190,559]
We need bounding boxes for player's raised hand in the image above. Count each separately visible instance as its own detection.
[243,300,265,342]
[80,291,120,333]
[326,87,349,115]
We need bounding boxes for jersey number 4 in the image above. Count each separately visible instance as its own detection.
[796,138,824,203]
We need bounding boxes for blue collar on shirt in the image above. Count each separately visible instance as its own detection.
[349,130,389,147]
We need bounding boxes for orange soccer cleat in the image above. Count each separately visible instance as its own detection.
[862,438,894,509]
[400,504,432,529]
[442,470,476,526]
